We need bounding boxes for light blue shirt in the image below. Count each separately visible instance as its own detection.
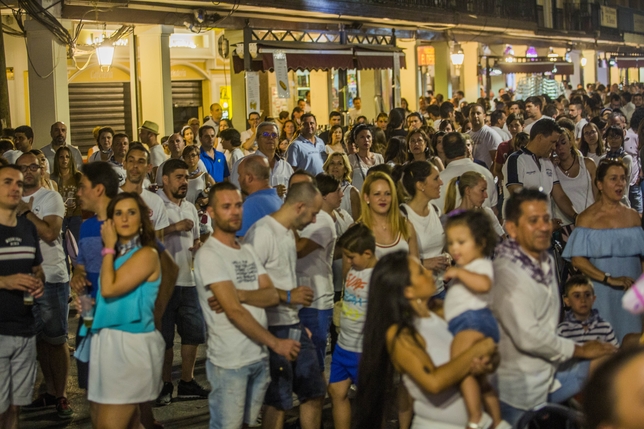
[286,135,326,176]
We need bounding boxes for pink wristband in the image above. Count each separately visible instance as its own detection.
[101,248,116,257]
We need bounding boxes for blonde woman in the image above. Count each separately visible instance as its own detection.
[359,171,419,260]
[444,171,505,237]
[323,152,361,219]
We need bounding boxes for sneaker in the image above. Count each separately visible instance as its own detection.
[176,379,210,399]
[56,397,73,419]
[23,393,57,410]
[156,382,174,406]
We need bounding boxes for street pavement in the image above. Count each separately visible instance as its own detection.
[20,310,401,429]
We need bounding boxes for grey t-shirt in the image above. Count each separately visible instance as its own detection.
[338,267,373,352]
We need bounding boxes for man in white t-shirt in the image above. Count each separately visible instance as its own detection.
[139,120,167,179]
[195,182,300,429]
[3,125,34,164]
[156,159,210,405]
[240,112,261,153]
[120,144,170,231]
[244,181,326,429]
[15,153,73,417]
[348,97,362,123]
[468,103,502,169]
[522,96,545,135]
[502,119,576,221]
[490,110,512,141]
[569,102,588,141]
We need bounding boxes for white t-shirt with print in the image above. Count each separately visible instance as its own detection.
[244,215,299,326]
[469,125,502,168]
[295,210,337,311]
[338,267,373,352]
[195,238,268,369]
[444,258,494,322]
[158,191,200,286]
[23,187,69,283]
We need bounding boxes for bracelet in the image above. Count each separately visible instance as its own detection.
[287,290,291,304]
[101,247,116,257]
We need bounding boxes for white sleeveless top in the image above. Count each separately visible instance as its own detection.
[403,313,468,426]
[340,182,357,217]
[375,232,409,259]
[554,157,594,226]
[186,174,208,205]
[401,203,446,294]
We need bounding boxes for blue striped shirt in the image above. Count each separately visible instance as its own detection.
[557,309,619,347]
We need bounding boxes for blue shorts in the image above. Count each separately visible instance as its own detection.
[298,307,333,372]
[264,323,326,411]
[447,308,500,343]
[206,358,270,429]
[33,282,70,345]
[329,345,360,384]
[160,286,206,349]
[548,359,591,403]
[629,184,643,213]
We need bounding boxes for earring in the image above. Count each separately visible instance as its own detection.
[367,201,370,205]
[416,298,422,305]
[421,188,425,192]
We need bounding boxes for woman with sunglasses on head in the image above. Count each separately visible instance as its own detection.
[29,149,57,192]
[89,192,164,429]
[563,159,644,344]
[600,125,632,208]
[349,125,384,192]
[579,122,605,165]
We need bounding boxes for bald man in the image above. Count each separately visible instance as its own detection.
[204,103,223,138]
[237,156,283,237]
[41,122,83,172]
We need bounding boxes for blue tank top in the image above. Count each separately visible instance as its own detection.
[92,246,161,334]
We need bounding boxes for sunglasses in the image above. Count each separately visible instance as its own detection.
[19,164,41,173]
[261,132,278,139]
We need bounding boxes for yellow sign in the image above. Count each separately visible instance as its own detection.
[417,46,435,66]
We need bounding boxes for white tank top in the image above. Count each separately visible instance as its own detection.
[375,232,409,259]
[554,156,594,226]
[403,314,468,426]
[401,203,446,293]
[340,182,356,216]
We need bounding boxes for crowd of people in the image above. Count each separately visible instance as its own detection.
[1,82,644,429]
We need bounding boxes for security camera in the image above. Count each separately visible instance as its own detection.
[194,9,205,23]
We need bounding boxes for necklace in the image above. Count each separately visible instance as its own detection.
[560,156,576,176]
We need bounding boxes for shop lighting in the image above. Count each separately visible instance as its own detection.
[548,47,558,60]
[451,44,464,66]
[96,41,115,70]
[526,46,538,58]
[608,57,616,67]
[581,56,587,67]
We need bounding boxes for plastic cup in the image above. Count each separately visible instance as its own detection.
[23,290,34,306]
[288,328,301,342]
[79,294,95,328]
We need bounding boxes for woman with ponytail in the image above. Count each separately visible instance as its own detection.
[444,171,505,237]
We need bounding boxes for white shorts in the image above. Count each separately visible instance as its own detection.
[88,328,164,404]
[0,335,37,413]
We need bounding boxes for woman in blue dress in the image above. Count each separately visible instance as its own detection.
[563,160,644,343]
[88,192,163,428]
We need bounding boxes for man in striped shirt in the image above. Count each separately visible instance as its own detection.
[557,275,619,347]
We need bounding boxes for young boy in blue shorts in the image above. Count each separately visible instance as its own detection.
[328,224,377,429]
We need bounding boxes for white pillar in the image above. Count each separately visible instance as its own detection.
[135,25,174,136]
[462,42,479,104]
[25,18,70,147]
[398,39,418,111]
[358,70,377,121]
[309,71,328,124]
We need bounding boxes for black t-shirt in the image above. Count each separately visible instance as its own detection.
[0,217,43,337]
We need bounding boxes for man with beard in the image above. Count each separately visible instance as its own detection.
[110,133,129,185]
[15,153,73,418]
[194,182,300,429]
[3,125,34,164]
[156,159,210,405]
[41,122,83,172]
[244,182,325,429]
[120,144,169,231]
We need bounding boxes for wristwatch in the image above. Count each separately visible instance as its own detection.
[603,273,611,284]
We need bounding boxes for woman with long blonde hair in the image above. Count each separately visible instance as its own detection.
[359,171,419,260]
[323,152,361,219]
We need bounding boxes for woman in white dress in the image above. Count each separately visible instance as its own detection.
[354,251,496,429]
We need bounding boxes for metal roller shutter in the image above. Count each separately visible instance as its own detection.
[172,80,202,107]
[68,83,133,155]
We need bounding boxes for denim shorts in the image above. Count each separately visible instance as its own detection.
[264,323,326,410]
[33,282,70,345]
[160,286,206,349]
[298,307,333,372]
[447,308,500,343]
[329,345,360,384]
[629,184,643,213]
[206,358,270,429]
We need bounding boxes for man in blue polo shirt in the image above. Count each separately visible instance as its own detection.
[237,156,282,238]
[286,113,326,176]
[199,125,229,183]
